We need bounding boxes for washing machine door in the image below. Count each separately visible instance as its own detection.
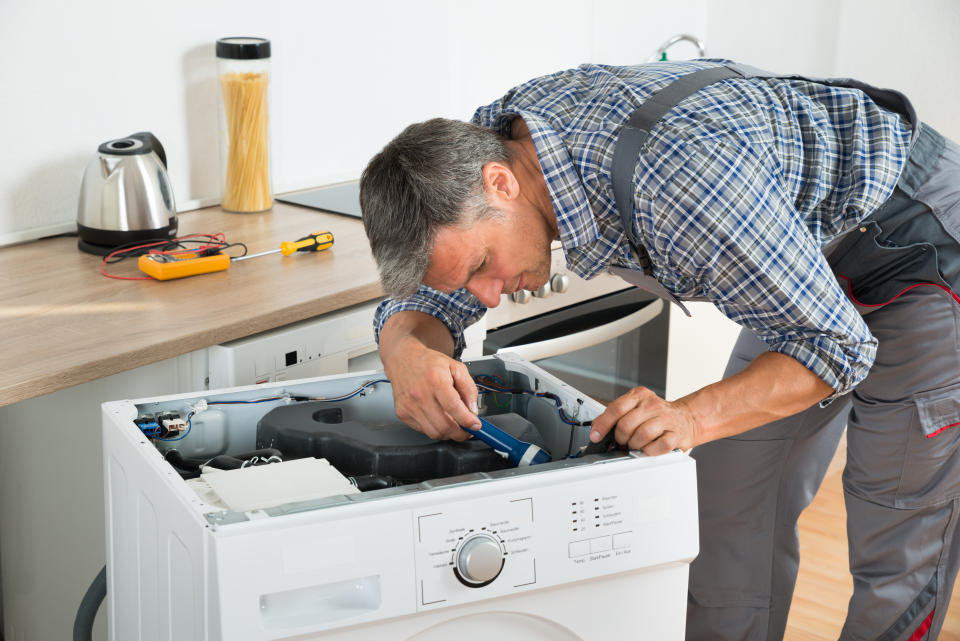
[406,612,583,640]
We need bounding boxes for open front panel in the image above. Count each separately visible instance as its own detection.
[127,355,614,519]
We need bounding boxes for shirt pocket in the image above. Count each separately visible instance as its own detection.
[896,381,960,508]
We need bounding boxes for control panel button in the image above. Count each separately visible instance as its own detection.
[533,283,551,298]
[455,533,504,586]
[590,536,611,553]
[568,540,590,557]
[613,531,633,549]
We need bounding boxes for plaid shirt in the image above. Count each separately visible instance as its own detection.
[374,60,912,396]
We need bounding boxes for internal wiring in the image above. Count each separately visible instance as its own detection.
[147,375,589,445]
[149,380,391,442]
[153,411,196,441]
[202,380,391,406]
[298,379,390,402]
[207,395,291,405]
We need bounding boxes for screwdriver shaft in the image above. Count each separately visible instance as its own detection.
[232,248,281,262]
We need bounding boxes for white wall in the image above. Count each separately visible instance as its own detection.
[832,0,960,142]
[706,0,960,141]
[0,0,707,246]
[9,0,951,249]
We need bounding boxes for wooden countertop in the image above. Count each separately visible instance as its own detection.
[0,201,385,406]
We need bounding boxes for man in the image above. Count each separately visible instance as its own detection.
[359,59,960,640]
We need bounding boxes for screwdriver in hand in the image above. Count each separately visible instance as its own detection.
[233,231,334,262]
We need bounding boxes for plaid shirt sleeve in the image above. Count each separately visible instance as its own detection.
[373,286,487,359]
[641,135,877,398]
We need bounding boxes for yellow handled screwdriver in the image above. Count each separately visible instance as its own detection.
[233,231,334,262]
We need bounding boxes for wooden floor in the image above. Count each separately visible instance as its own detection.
[786,438,960,640]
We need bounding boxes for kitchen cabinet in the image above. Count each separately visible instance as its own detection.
[0,203,386,641]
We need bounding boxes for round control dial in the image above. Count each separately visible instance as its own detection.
[510,290,531,304]
[550,273,570,294]
[454,533,505,587]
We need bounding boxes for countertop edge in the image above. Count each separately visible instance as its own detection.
[1,283,385,407]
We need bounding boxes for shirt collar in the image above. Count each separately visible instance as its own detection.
[503,110,602,253]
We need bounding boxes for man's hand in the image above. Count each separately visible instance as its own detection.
[589,387,700,456]
[379,311,481,440]
[589,352,835,456]
[385,342,480,440]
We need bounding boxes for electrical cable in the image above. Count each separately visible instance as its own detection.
[207,395,290,405]
[99,233,248,280]
[298,379,391,402]
[153,411,195,441]
[200,380,390,407]
[148,381,391,443]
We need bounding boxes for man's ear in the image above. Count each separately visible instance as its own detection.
[481,162,520,203]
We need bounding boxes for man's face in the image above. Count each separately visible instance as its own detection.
[423,206,553,308]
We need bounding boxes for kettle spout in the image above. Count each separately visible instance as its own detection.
[99,155,121,179]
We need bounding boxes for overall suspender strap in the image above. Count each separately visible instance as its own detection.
[608,62,923,317]
[611,65,744,269]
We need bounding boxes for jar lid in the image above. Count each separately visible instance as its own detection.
[216,37,271,60]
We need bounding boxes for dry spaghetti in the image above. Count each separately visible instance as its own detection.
[220,71,271,212]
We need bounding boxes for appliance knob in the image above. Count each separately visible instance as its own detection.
[533,282,551,298]
[511,290,531,304]
[550,273,570,294]
[455,533,504,587]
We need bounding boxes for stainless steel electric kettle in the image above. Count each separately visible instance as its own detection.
[77,131,178,254]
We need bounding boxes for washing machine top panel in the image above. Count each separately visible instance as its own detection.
[126,354,616,526]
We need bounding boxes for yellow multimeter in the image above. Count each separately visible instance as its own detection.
[137,252,231,280]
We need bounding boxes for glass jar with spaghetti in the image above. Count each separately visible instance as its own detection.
[216,37,273,213]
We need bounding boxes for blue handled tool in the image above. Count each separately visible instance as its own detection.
[462,417,552,467]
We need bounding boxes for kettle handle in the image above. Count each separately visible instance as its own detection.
[128,132,167,168]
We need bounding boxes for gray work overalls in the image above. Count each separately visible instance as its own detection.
[610,63,960,641]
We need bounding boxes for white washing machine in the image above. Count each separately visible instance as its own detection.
[102,353,698,640]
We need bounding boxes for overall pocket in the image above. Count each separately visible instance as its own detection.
[830,220,945,308]
[897,381,960,508]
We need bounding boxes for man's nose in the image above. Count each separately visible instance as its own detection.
[466,277,503,308]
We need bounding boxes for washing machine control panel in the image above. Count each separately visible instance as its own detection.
[414,495,536,606]
[412,457,698,611]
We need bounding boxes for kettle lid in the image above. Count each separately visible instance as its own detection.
[97,131,167,168]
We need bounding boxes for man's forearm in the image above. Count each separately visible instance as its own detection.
[678,351,835,446]
[379,310,456,362]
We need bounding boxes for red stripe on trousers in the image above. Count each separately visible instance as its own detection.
[908,609,935,641]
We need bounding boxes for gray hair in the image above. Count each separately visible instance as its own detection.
[359,118,511,297]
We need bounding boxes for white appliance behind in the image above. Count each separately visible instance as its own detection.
[208,300,487,388]
[208,302,383,388]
